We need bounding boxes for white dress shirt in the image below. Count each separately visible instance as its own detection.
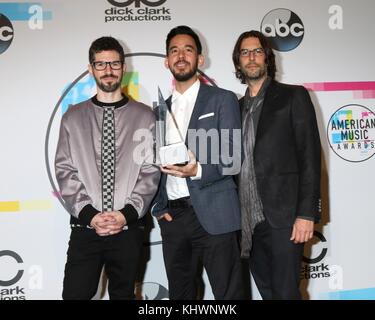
[166,79,202,200]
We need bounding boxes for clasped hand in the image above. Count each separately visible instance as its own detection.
[90,211,126,236]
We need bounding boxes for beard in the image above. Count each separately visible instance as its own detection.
[170,59,198,82]
[94,74,122,93]
[242,63,267,81]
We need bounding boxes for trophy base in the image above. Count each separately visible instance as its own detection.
[159,142,189,166]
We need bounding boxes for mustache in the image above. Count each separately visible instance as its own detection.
[174,59,189,66]
[245,63,259,68]
[100,74,118,80]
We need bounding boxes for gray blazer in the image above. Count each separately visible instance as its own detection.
[151,83,242,235]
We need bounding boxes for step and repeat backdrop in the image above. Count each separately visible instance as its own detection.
[1,0,374,300]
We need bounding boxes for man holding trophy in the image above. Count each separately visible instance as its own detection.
[151,25,244,300]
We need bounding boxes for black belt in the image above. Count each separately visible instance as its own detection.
[168,197,192,209]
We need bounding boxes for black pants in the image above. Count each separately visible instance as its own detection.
[62,226,143,300]
[250,219,304,300]
[159,205,243,300]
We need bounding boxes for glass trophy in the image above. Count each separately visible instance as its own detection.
[156,87,189,166]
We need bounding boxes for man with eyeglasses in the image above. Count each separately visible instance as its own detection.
[55,36,160,299]
[232,30,321,299]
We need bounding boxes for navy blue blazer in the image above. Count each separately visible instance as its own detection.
[151,83,242,235]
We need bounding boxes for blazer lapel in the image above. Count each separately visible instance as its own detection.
[185,83,209,142]
[255,80,280,143]
[165,83,211,143]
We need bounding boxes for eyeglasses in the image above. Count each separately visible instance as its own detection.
[240,48,264,57]
[92,60,123,71]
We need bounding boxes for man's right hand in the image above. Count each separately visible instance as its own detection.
[157,213,173,222]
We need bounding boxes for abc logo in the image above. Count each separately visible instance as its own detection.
[0,14,14,54]
[261,8,304,52]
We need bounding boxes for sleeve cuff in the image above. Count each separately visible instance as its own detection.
[119,204,139,226]
[78,204,100,226]
[297,215,315,222]
[190,162,202,180]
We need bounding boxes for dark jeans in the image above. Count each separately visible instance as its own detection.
[159,205,244,300]
[250,219,304,300]
[62,226,143,300]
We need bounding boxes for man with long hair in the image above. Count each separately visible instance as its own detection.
[232,30,321,299]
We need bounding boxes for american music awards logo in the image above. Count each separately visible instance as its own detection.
[327,104,375,162]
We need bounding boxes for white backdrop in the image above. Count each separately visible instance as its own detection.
[1,0,375,300]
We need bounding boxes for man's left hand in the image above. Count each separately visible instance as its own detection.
[160,149,198,178]
[290,218,314,244]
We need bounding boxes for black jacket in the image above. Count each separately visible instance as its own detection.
[239,80,321,228]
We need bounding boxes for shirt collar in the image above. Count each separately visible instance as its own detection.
[171,79,200,105]
[91,94,129,109]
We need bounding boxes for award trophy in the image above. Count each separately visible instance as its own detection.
[156,87,189,166]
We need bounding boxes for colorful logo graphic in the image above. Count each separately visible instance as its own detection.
[0,3,52,21]
[303,81,375,100]
[323,287,375,300]
[0,200,52,213]
[261,8,304,51]
[60,72,139,115]
[327,104,375,162]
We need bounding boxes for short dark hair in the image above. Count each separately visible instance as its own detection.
[89,36,125,64]
[232,30,276,83]
[166,25,202,55]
